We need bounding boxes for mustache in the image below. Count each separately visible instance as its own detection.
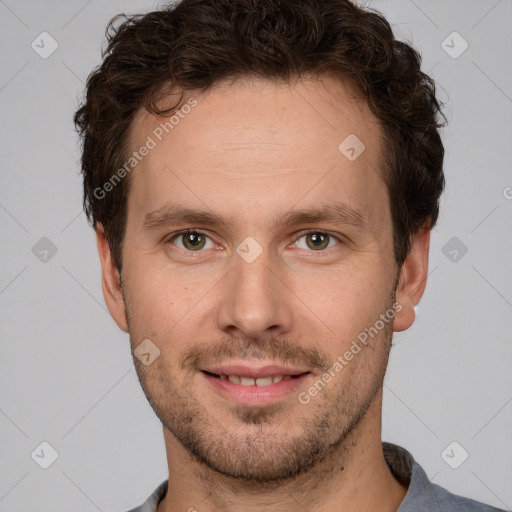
[180,337,330,373]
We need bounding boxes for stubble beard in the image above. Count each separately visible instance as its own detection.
[125,290,396,485]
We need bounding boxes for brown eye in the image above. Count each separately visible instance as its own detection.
[295,232,339,251]
[171,230,213,251]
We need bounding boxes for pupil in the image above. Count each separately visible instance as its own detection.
[185,232,203,249]
[308,233,328,250]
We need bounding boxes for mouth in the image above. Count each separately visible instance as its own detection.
[202,370,307,386]
[200,365,312,405]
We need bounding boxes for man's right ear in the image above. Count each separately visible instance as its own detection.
[96,224,128,332]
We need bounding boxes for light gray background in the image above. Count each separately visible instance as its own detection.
[0,0,511,510]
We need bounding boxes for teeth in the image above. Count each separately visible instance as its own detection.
[255,376,273,387]
[219,374,296,386]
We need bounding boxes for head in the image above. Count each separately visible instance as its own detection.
[74,0,445,484]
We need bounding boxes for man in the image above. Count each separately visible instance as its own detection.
[73,0,504,511]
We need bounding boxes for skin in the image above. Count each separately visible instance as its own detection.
[96,75,430,512]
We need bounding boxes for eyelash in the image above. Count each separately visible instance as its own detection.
[167,229,341,254]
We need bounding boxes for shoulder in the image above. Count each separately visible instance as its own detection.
[383,443,507,512]
[124,480,168,512]
[428,482,507,512]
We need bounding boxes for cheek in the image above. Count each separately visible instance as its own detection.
[123,255,219,341]
[123,262,178,337]
[300,258,392,329]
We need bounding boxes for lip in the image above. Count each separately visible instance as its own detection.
[200,367,312,406]
[201,364,309,379]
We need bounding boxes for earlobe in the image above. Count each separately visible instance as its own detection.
[393,228,430,333]
[96,224,128,332]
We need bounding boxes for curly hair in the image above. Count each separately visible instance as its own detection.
[74,0,446,271]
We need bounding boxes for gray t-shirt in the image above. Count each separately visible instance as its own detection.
[126,442,506,511]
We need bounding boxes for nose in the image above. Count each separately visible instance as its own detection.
[216,246,294,340]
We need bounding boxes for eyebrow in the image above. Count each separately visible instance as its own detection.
[142,202,367,232]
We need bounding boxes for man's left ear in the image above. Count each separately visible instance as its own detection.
[393,228,431,332]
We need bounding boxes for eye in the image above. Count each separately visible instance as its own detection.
[293,231,340,251]
[167,229,340,253]
[169,230,216,252]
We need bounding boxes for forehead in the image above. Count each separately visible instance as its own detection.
[133,76,380,153]
[126,76,387,232]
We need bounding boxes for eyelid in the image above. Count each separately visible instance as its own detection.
[293,229,342,242]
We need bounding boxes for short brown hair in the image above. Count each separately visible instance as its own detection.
[74,0,446,271]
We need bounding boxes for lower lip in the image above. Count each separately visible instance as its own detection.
[201,371,311,405]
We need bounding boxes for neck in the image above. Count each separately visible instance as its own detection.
[157,389,407,512]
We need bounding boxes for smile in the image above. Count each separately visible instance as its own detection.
[200,369,312,405]
[203,371,304,386]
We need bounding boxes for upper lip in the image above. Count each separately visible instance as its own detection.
[201,364,310,379]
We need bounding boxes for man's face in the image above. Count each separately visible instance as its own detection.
[113,77,402,481]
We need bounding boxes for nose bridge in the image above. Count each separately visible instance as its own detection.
[216,240,292,338]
